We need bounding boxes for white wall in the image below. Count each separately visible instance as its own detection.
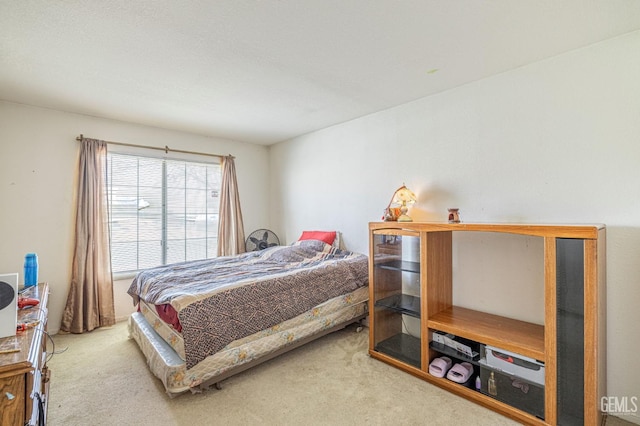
[270,31,640,423]
[0,101,270,333]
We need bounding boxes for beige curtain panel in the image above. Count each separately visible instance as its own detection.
[61,138,115,333]
[217,155,246,256]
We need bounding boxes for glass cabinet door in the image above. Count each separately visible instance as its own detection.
[371,231,421,368]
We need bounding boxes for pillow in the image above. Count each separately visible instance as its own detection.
[298,230,337,246]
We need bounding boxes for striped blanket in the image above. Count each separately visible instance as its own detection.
[128,239,369,369]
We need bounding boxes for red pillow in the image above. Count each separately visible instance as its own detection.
[298,230,337,246]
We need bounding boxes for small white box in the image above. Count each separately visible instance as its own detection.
[0,273,18,338]
[432,330,452,345]
[432,331,478,358]
[485,345,545,385]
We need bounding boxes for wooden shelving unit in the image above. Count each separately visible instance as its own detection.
[427,306,545,361]
[0,283,50,426]
[368,222,606,426]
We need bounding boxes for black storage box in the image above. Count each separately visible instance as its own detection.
[479,365,544,420]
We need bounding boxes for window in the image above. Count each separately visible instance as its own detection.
[106,152,221,274]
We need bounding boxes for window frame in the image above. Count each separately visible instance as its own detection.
[105,148,221,279]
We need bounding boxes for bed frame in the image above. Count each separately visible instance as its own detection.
[129,308,366,396]
[203,314,365,390]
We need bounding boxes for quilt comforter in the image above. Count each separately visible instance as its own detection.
[128,239,368,369]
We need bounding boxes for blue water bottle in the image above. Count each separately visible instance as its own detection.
[24,253,38,287]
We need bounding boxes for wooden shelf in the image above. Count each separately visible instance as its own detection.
[370,221,603,239]
[369,222,605,425]
[423,374,547,426]
[0,283,49,426]
[428,306,545,361]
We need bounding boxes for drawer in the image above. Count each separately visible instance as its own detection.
[484,344,545,385]
[479,364,544,420]
[1,374,26,426]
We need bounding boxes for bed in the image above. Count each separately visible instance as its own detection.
[127,237,369,397]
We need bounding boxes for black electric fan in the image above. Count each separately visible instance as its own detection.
[245,229,280,251]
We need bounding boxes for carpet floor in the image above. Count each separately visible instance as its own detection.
[46,321,632,426]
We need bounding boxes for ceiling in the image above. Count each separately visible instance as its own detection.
[2,1,640,145]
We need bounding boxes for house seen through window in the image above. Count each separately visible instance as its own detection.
[106,152,221,274]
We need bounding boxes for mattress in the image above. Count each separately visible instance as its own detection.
[129,286,369,396]
[129,240,369,369]
[139,300,187,360]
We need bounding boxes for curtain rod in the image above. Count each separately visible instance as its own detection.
[76,134,232,159]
